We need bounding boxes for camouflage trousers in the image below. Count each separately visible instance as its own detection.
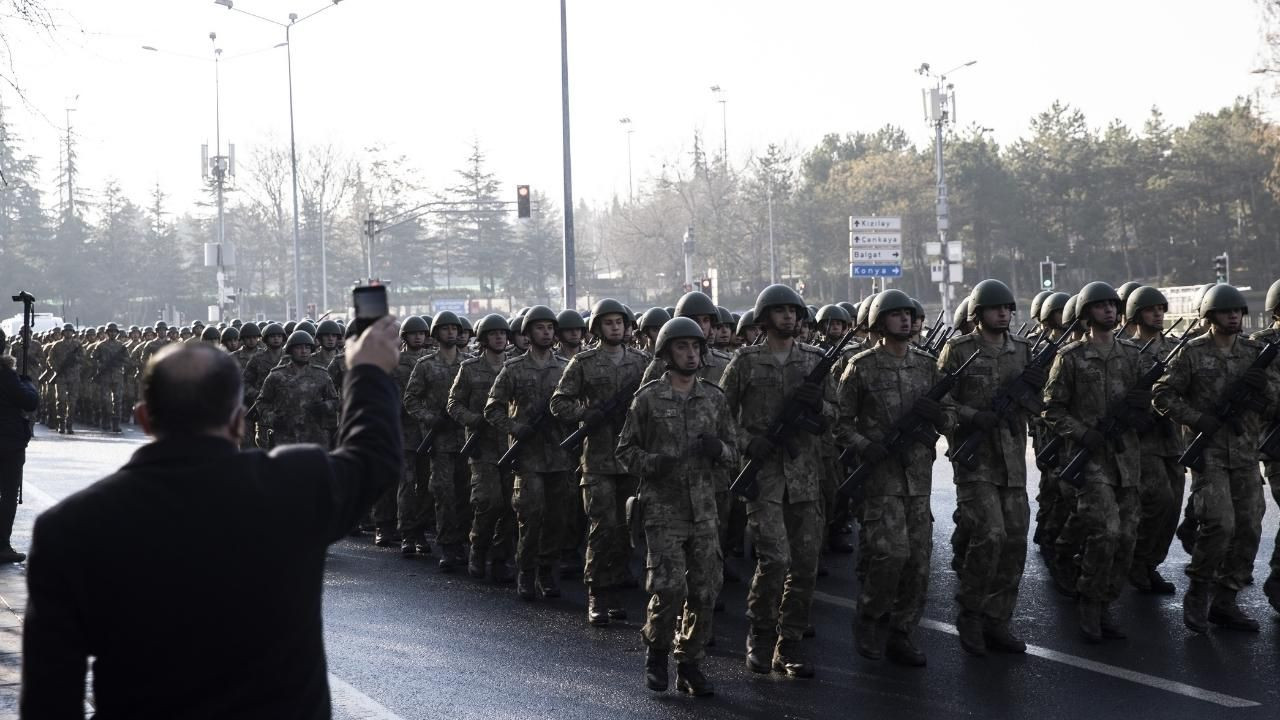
[1131,454,1185,572]
[953,482,1028,624]
[745,498,822,642]
[54,380,79,427]
[512,471,574,574]
[1033,465,1063,548]
[1186,460,1264,591]
[1267,477,1280,581]
[858,494,931,634]
[395,451,432,537]
[469,461,515,560]
[99,377,125,427]
[641,516,722,662]
[564,469,586,556]
[1064,482,1138,602]
[428,452,469,547]
[581,473,637,589]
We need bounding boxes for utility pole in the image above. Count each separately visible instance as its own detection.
[918,60,975,317]
[560,0,577,309]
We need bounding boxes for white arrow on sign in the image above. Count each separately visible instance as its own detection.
[851,248,902,263]
[850,216,902,231]
[850,232,902,246]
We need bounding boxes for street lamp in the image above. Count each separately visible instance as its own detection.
[214,0,345,320]
[710,84,727,161]
[618,117,634,202]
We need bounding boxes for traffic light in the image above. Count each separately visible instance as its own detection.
[1213,253,1229,284]
[516,185,531,218]
[1039,260,1055,290]
[699,277,713,295]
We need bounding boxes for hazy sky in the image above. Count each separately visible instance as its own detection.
[1,0,1272,217]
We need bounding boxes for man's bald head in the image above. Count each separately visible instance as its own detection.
[142,343,243,437]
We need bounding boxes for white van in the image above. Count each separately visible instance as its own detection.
[0,313,66,337]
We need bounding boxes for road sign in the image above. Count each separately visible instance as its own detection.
[850,216,902,232]
[851,248,902,262]
[851,265,903,277]
[925,241,942,257]
[433,299,467,314]
[851,232,902,247]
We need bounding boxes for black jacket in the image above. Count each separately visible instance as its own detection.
[20,364,402,719]
[0,358,37,452]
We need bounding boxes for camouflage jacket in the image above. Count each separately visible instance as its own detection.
[720,340,836,505]
[243,347,284,405]
[938,331,1032,486]
[483,351,573,474]
[404,349,471,454]
[6,337,44,376]
[640,346,731,386]
[1254,324,1280,477]
[1043,336,1143,486]
[47,339,83,382]
[550,345,649,474]
[231,344,260,373]
[1153,332,1278,469]
[1134,333,1183,458]
[617,374,738,525]
[394,348,430,446]
[257,361,339,447]
[312,346,338,371]
[448,353,507,463]
[90,338,129,382]
[836,344,954,497]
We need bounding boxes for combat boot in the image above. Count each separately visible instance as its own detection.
[606,591,627,621]
[1209,588,1261,632]
[1078,600,1102,644]
[1048,551,1078,599]
[852,612,885,660]
[772,637,815,678]
[467,546,487,579]
[587,588,609,626]
[373,528,394,548]
[644,646,669,692]
[675,661,713,697]
[983,622,1027,654]
[63,420,74,435]
[517,570,536,601]
[438,544,464,572]
[1147,567,1176,595]
[744,628,776,674]
[1183,580,1212,633]
[536,564,561,598]
[1127,564,1152,592]
[415,537,432,556]
[1263,574,1280,614]
[400,536,417,557]
[1099,603,1127,639]
[490,558,514,585]
[111,419,121,433]
[956,611,987,657]
[885,630,926,667]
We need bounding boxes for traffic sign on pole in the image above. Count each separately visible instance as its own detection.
[850,216,902,232]
[848,215,903,279]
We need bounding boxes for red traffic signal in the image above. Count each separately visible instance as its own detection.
[517,185,531,218]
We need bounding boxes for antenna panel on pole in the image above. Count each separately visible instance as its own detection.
[227,143,235,178]
[201,144,209,179]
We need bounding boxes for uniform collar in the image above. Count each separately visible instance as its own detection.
[656,372,705,400]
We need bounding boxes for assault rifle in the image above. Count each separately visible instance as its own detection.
[838,350,978,499]
[1179,339,1280,472]
[915,310,946,351]
[497,405,554,471]
[458,430,482,460]
[91,343,127,382]
[48,343,82,383]
[729,330,856,501]
[947,318,1080,471]
[559,380,641,452]
[1057,332,1190,488]
[415,414,458,456]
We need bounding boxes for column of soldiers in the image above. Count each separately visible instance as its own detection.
[16,276,1280,696]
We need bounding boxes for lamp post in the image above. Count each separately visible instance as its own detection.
[917,59,975,317]
[215,0,343,320]
[619,117,634,202]
[710,84,727,162]
[560,0,577,309]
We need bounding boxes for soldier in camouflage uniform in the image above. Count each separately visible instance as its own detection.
[404,312,471,567]
[1043,282,1144,643]
[938,280,1036,656]
[636,307,670,355]
[1154,284,1273,633]
[449,314,516,583]
[551,299,649,625]
[219,326,240,354]
[555,310,586,361]
[313,320,342,370]
[1256,280,1280,615]
[618,317,735,697]
[838,290,953,666]
[483,305,574,600]
[1030,292,1072,564]
[231,322,262,372]
[244,323,286,448]
[814,304,856,557]
[1123,287,1183,595]
[553,309,589,575]
[47,324,83,434]
[90,323,129,433]
[374,315,433,550]
[721,284,835,678]
[256,331,339,447]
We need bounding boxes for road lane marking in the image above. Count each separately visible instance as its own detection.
[20,481,61,509]
[812,590,1261,709]
[328,673,406,720]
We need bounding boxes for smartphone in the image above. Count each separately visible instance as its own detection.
[351,285,388,336]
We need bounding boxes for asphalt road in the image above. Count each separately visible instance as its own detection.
[7,424,1279,720]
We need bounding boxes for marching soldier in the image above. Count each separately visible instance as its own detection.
[232,322,262,372]
[555,310,587,360]
[1032,292,1072,562]
[256,331,339,448]
[617,317,735,696]
[219,326,240,354]
[1255,279,1280,615]
[243,323,286,448]
[376,315,432,551]
[90,323,129,433]
[636,307,671,355]
[47,324,83,435]
[313,320,342,369]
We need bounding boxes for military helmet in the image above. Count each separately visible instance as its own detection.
[105,322,119,333]
[522,305,558,332]
[155,321,168,332]
[952,298,970,328]
[230,318,242,328]
[431,311,462,338]
[61,323,75,332]
[95,325,106,334]
[516,307,531,317]
[475,313,511,338]
[263,322,286,338]
[815,304,851,326]
[220,327,240,343]
[638,307,671,332]
[508,315,524,335]
[295,320,317,337]
[1077,281,1120,308]
[736,309,757,336]
[400,315,429,335]
[1062,295,1080,326]
[128,325,140,334]
[675,291,718,319]
[239,322,262,339]
[857,294,879,330]
[717,306,735,327]
[1029,290,1052,323]
[836,301,857,317]
[283,321,297,336]
[555,309,587,331]
[1200,284,1248,318]
[655,317,706,356]
[967,279,1016,319]
[804,305,819,324]
[589,298,629,335]
[257,320,268,329]
[1116,282,1142,311]
[419,315,434,331]
[753,284,806,320]
[316,319,341,337]
[869,289,917,328]
[458,317,473,333]
[201,326,221,342]
[1039,292,1070,323]
[284,330,315,351]
[192,319,205,328]
[663,306,676,317]
[1125,286,1168,321]
[1191,283,1215,313]
[1266,278,1280,315]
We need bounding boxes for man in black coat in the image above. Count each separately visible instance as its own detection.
[0,328,39,563]
[21,316,403,719]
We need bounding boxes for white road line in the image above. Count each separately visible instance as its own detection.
[812,590,1261,709]
[20,481,61,509]
[328,673,406,720]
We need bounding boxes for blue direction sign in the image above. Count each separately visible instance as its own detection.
[851,265,903,277]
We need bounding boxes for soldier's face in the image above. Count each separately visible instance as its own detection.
[404,331,426,349]
[878,309,914,339]
[911,316,924,336]
[320,334,338,350]
[823,320,848,339]
[644,327,660,345]
[742,326,761,344]
[558,328,583,347]
[692,314,714,338]
[667,338,702,373]
[1210,308,1243,334]
[598,314,626,345]
[767,305,797,335]
[715,325,733,344]
[512,334,530,350]
[289,345,313,364]
[1087,301,1117,330]
[224,339,241,352]
[483,330,509,353]
[1139,305,1165,330]
[436,325,458,346]
[980,305,1012,332]
[1046,309,1063,331]
[528,320,556,349]
[243,336,259,350]
[266,334,284,349]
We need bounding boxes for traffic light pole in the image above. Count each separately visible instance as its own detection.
[559,0,578,310]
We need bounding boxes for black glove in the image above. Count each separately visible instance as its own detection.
[1022,365,1048,388]
[1079,429,1105,454]
[1192,414,1222,436]
[512,422,536,441]
[1243,367,1269,392]
[581,408,607,427]
[1125,388,1153,410]
[698,434,723,460]
[912,396,943,426]
[652,454,678,476]
[793,383,824,412]
[860,442,890,465]
[972,410,999,431]
[746,436,775,461]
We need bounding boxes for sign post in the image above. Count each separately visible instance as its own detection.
[849,216,903,295]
